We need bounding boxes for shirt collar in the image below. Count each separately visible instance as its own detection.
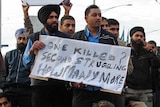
[85,26,101,38]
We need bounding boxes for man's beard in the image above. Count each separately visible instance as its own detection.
[131,39,144,53]
[44,23,58,34]
[17,43,27,52]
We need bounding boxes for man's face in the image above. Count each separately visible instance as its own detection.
[131,31,145,49]
[145,43,158,53]
[0,97,11,107]
[85,8,102,29]
[108,25,119,38]
[60,19,75,35]
[45,11,59,34]
[131,31,145,44]
[17,33,28,51]
[101,19,108,31]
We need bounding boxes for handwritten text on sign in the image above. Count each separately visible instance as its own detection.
[31,35,131,93]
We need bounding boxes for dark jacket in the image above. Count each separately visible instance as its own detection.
[29,28,71,86]
[4,49,31,86]
[0,51,5,88]
[126,49,160,89]
[71,29,118,45]
[152,54,160,91]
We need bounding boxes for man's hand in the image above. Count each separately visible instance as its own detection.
[29,40,45,55]
[62,2,73,16]
[22,2,29,18]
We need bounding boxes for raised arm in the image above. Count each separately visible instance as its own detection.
[22,3,33,37]
[61,1,73,16]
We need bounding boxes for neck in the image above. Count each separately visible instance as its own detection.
[87,25,99,36]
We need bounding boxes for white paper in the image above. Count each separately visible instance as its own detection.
[30,35,131,94]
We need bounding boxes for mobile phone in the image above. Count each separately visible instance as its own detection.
[63,0,70,6]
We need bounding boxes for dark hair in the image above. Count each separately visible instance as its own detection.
[0,93,11,102]
[85,5,100,16]
[102,17,108,21]
[130,26,145,37]
[60,15,75,25]
[107,18,119,26]
[148,40,157,46]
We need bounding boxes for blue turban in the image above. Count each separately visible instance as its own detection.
[15,28,27,39]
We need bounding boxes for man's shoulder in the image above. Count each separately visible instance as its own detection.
[6,49,17,53]
[5,49,18,56]
[118,39,127,46]
[71,30,85,39]
[100,30,118,45]
[28,31,40,42]
[101,30,114,37]
[74,30,85,35]
[57,31,71,38]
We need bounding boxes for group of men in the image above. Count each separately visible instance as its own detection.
[0,1,160,107]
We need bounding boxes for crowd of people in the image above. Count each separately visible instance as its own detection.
[0,1,160,107]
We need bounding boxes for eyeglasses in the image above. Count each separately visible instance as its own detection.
[0,101,9,107]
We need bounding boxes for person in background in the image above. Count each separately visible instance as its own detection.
[104,18,134,74]
[101,18,133,107]
[60,15,75,35]
[3,28,32,107]
[60,1,75,35]
[23,4,70,107]
[60,16,76,107]
[0,50,5,93]
[60,2,75,107]
[22,2,75,107]
[145,40,160,107]
[124,26,160,107]
[107,18,126,46]
[107,19,119,38]
[101,17,108,32]
[145,40,158,55]
[0,93,11,107]
[71,4,118,107]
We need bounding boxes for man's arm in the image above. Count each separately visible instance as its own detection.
[61,2,73,16]
[23,39,34,66]
[22,3,33,37]
[23,39,46,66]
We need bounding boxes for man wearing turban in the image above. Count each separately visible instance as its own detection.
[124,26,160,107]
[23,4,70,107]
[3,28,32,107]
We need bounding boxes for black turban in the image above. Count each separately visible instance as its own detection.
[38,4,60,24]
[130,26,145,37]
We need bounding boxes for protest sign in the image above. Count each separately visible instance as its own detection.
[22,0,63,6]
[30,35,131,94]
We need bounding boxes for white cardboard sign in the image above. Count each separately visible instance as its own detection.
[31,35,131,94]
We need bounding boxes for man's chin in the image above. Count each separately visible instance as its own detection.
[136,41,143,44]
